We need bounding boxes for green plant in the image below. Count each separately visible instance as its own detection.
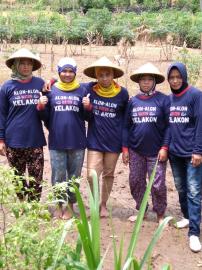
[74,162,172,270]
[177,42,202,86]
[111,160,172,270]
[74,171,105,270]
[0,165,85,270]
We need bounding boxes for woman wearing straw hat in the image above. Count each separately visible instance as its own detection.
[122,63,170,224]
[167,62,202,252]
[38,57,87,220]
[0,48,46,201]
[82,56,129,217]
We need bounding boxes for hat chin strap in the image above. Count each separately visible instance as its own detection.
[139,78,156,96]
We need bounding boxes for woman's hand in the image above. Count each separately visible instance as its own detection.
[82,94,91,109]
[0,141,6,156]
[42,78,56,92]
[191,154,202,167]
[38,93,48,106]
[122,151,129,165]
[158,148,168,162]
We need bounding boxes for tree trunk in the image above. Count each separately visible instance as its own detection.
[200,0,202,11]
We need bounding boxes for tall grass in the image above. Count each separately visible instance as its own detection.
[74,170,104,270]
[74,160,172,270]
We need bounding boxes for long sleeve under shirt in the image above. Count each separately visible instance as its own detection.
[85,82,129,153]
[122,91,170,156]
[0,77,46,148]
[169,86,202,157]
[39,84,87,150]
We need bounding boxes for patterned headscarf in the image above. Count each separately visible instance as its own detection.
[11,59,33,81]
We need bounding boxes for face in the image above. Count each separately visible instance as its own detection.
[96,67,114,88]
[59,68,75,83]
[18,58,33,76]
[168,69,183,90]
[139,75,154,93]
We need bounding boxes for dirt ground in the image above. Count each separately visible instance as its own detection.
[1,42,202,269]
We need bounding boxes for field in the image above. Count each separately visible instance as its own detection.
[1,42,202,269]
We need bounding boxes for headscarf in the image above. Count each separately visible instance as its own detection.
[55,57,80,91]
[11,59,33,81]
[167,62,189,94]
[93,80,121,98]
[139,75,156,96]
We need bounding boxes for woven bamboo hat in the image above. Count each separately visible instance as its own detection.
[83,56,124,79]
[130,63,165,84]
[6,48,42,71]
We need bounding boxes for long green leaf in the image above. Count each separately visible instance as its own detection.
[117,236,124,270]
[75,171,102,270]
[49,219,74,270]
[89,170,100,266]
[76,220,95,269]
[96,246,110,270]
[161,264,171,270]
[126,160,158,261]
[140,216,173,269]
[75,185,96,269]
[123,257,140,270]
[75,186,91,243]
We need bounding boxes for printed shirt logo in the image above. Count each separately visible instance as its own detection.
[169,106,189,123]
[132,106,157,123]
[54,95,80,112]
[92,99,117,118]
[13,89,40,106]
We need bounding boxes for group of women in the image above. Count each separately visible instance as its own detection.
[0,48,202,253]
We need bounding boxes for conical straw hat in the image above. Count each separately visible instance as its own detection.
[83,56,124,79]
[6,48,42,71]
[130,63,165,84]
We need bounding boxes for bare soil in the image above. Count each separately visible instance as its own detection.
[1,42,202,269]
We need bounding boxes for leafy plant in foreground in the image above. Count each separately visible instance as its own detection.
[74,161,172,270]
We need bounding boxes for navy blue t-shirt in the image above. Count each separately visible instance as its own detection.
[39,84,87,150]
[122,91,170,156]
[85,82,129,153]
[167,62,202,157]
[169,87,202,157]
[0,77,46,148]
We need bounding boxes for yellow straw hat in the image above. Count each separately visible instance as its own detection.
[130,63,165,84]
[6,48,42,71]
[83,56,124,79]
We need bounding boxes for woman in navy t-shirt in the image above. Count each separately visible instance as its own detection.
[82,57,129,217]
[122,63,170,224]
[0,48,46,201]
[38,57,87,219]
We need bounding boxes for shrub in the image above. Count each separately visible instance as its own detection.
[1,8,202,47]
[0,165,84,270]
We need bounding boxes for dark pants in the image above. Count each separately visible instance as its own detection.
[6,147,44,201]
[169,154,202,236]
[129,149,167,216]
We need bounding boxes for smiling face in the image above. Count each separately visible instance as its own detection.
[168,68,183,90]
[59,68,76,83]
[18,58,33,76]
[139,75,155,93]
[95,67,114,88]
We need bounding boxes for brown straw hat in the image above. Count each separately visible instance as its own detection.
[130,63,165,84]
[83,56,124,79]
[6,48,42,71]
